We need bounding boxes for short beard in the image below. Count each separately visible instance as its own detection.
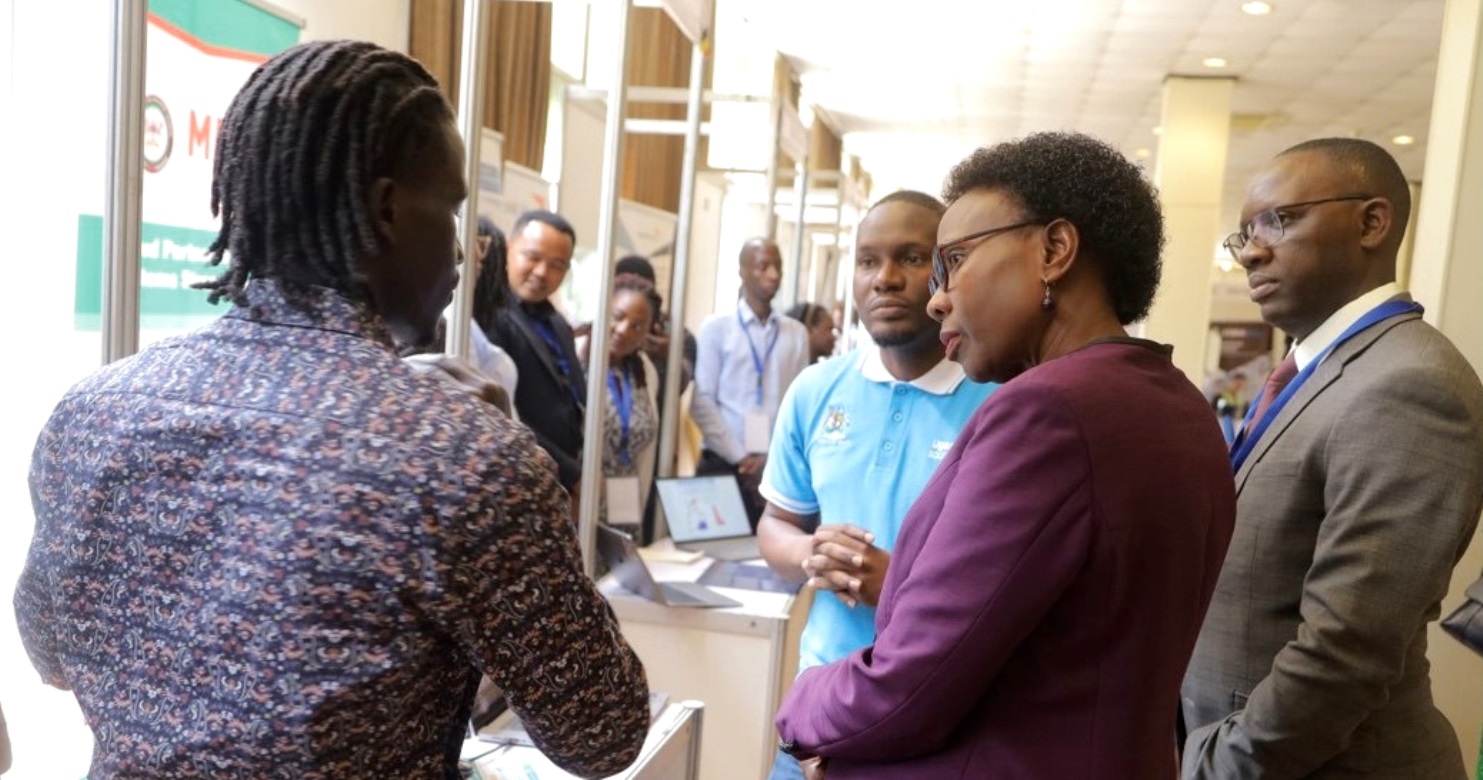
[868,325,924,349]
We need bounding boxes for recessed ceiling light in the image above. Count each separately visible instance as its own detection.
[1203,57,1229,69]
[1241,1,1274,15]
[1393,134,1416,145]
[1152,126,1163,136]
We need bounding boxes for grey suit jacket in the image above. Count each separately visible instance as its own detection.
[1182,307,1483,779]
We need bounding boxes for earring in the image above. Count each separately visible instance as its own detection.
[1041,280,1056,312]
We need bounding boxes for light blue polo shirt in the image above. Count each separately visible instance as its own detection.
[760,346,996,672]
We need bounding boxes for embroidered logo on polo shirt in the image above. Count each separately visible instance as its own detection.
[820,405,850,443]
[928,439,953,460]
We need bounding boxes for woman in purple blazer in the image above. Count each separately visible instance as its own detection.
[775,132,1238,780]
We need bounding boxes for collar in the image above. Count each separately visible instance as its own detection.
[1293,282,1402,370]
[227,278,394,349]
[858,343,967,395]
[737,300,778,329]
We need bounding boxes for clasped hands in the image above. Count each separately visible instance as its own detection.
[801,523,889,609]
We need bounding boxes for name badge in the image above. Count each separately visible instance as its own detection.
[605,476,643,526]
[744,411,772,454]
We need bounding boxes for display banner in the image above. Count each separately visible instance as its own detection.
[74,0,300,330]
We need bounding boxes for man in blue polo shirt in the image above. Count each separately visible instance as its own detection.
[757,190,995,780]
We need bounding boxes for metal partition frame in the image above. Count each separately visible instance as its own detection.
[655,35,709,482]
[447,0,492,363]
[102,0,148,364]
[574,3,718,571]
[576,0,634,574]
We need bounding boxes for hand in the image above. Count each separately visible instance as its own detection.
[736,454,767,477]
[574,322,593,368]
[801,524,891,608]
[800,756,828,780]
[486,384,512,416]
[567,481,582,525]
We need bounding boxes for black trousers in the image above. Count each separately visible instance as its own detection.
[697,450,766,533]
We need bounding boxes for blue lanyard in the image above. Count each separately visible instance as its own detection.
[738,308,780,407]
[530,316,582,406]
[607,366,634,467]
[1230,299,1421,472]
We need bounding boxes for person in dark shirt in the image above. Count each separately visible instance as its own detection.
[14,40,647,780]
[484,210,588,495]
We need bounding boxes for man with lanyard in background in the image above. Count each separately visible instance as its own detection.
[1181,137,1483,779]
[485,209,588,505]
[691,238,811,530]
[756,191,995,780]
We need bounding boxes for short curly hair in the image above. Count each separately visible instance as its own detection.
[942,131,1164,324]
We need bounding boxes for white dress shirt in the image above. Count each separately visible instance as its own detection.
[690,301,811,464]
[1293,282,1402,370]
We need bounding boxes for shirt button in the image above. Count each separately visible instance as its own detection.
[894,386,906,395]
[883,441,894,451]
[892,412,904,422]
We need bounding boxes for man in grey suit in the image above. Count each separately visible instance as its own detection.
[1181,137,1483,779]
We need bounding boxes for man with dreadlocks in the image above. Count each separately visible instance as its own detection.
[15,40,648,779]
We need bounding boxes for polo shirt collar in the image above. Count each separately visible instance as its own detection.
[858,343,967,395]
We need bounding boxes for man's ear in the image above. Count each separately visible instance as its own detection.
[367,176,398,245]
[1357,197,1395,250]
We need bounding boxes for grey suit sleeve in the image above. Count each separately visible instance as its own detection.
[1184,358,1483,779]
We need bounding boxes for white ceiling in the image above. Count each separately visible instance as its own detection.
[742,0,1444,235]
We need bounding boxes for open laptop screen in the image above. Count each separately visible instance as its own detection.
[655,475,752,543]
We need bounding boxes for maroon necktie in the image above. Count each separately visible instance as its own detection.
[1248,353,1299,427]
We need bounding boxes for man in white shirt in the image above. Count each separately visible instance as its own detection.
[690,238,810,529]
[1181,137,1483,779]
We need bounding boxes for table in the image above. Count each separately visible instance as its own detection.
[599,548,812,780]
[461,701,704,779]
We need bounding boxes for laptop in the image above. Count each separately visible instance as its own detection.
[654,475,762,561]
[597,525,742,609]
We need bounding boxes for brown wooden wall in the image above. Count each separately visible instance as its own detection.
[408,0,552,171]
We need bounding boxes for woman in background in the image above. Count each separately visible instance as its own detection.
[470,216,520,399]
[597,273,664,533]
[787,302,838,363]
[774,132,1237,779]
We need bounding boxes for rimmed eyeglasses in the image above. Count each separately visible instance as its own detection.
[1222,195,1372,262]
[929,220,1045,296]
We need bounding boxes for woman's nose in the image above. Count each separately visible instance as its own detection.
[927,288,951,322]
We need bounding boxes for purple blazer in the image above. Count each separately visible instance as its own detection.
[776,340,1236,779]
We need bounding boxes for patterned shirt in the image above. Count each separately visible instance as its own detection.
[600,364,657,480]
[15,280,648,779]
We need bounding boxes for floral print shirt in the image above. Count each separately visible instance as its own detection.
[15,280,648,779]
[600,364,657,480]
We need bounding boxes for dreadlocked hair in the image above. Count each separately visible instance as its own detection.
[472,221,509,336]
[197,40,454,308]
